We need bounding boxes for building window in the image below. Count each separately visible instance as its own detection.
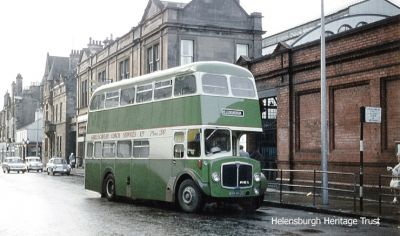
[60,102,62,122]
[325,31,334,37]
[55,104,58,123]
[261,97,277,129]
[147,44,160,73]
[356,21,367,28]
[80,80,88,108]
[180,40,193,65]
[337,24,352,33]
[98,70,106,82]
[119,59,129,80]
[236,44,248,60]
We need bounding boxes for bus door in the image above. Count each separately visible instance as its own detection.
[172,130,186,177]
[114,140,132,198]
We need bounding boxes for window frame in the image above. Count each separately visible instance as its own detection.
[236,43,249,60]
[154,79,173,100]
[133,139,150,158]
[136,83,153,103]
[180,39,194,65]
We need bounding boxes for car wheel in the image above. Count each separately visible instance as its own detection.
[37,170,39,173]
[7,168,10,173]
[17,171,20,173]
[27,169,30,173]
[103,174,116,201]
[51,169,55,176]
[47,168,50,175]
[177,179,203,213]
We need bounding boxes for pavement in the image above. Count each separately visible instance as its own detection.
[68,167,399,224]
[70,166,85,177]
[263,188,400,224]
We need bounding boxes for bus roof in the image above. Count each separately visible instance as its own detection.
[93,61,253,96]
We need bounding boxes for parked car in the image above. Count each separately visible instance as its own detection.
[26,156,44,172]
[45,157,71,176]
[2,156,27,174]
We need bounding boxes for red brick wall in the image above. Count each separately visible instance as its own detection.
[298,92,320,151]
[332,84,370,151]
[386,79,400,151]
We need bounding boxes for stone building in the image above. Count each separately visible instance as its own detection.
[75,0,263,159]
[42,51,80,164]
[0,74,41,160]
[239,15,400,186]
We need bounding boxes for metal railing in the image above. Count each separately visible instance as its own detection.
[262,169,357,211]
[378,174,399,216]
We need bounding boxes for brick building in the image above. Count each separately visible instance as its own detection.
[239,15,400,185]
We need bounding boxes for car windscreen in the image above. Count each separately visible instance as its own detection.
[8,159,22,163]
[53,159,66,164]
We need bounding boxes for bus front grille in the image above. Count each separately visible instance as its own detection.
[221,163,252,189]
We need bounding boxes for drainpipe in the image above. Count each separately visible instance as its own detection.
[288,49,294,188]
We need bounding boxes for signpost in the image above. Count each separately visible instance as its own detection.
[359,106,381,211]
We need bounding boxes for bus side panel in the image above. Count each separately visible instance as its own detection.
[131,159,149,199]
[147,159,171,201]
[85,159,102,193]
[114,159,132,198]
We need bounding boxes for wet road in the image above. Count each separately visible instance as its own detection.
[0,171,398,236]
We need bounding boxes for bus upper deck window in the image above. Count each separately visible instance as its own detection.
[90,94,105,111]
[202,74,229,95]
[120,87,135,105]
[154,80,173,100]
[105,91,120,108]
[230,76,255,98]
[174,75,196,96]
[136,84,153,103]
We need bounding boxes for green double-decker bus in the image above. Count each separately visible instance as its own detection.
[85,61,267,212]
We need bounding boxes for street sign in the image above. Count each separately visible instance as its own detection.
[364,107,381,123]
[360,106,381,123]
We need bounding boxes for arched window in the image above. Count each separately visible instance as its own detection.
[325,31,334,37]
[337,24,352,33]
[356,21,367,27]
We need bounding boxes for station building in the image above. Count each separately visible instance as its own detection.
[239,0,400,186]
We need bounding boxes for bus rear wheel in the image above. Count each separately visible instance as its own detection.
[177,179,203,213]
[104,174,116,201]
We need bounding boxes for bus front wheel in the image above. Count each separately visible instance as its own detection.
[177,179,203,213]
[104,174,116,201]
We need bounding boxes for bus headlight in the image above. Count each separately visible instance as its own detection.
[211,172,220,182]
[254,173,261,182]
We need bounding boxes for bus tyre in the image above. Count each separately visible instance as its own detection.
[177,179,203,213]
[104,174,116,201]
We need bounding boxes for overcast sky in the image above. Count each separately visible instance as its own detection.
[0,0,399,107]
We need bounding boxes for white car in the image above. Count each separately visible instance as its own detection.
[46,157,71,176]
[26,156,44,172]
[2,157,27,174]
